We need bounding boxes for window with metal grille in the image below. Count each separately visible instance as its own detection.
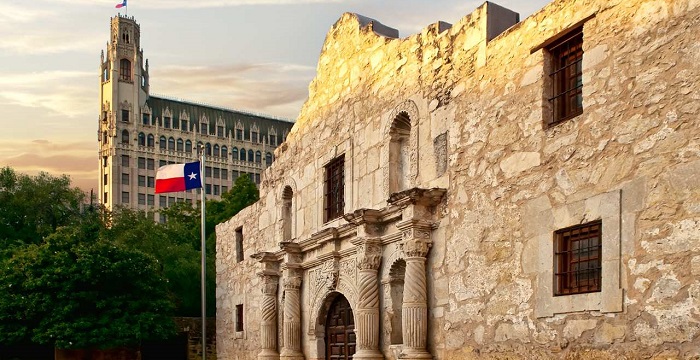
[235,304,244,332]
[324,155,345,222]
[547,27,583,126]
[554,220,602,296]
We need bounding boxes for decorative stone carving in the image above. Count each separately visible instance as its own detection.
[354,238,383,360]
[402,238,431,258]
[357,239,382,271]
[259,274,280,360]
[434,132,448,177]
[281,274,303,360]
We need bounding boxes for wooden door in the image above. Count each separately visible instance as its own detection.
[325,295,356,360]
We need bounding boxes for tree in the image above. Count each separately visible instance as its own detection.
[0,167,85,250]
[0,215,175,349]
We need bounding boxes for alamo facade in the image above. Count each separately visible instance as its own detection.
[215,0,700,358]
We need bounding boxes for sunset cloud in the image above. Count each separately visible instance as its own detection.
[0,71,94,117]
[48,0,342,9]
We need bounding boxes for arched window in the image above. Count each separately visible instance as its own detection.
[185,140,192,153]
[205,143,212,156]
[176,138,184,152]
[240,148,246,161]
[281,186,293,240]
[265,152,273,166]
[255,151,262,164]
[232,147,238,161]
[138,132,145,146]
[147,134,154,147]
[119,59,131,81]
[221,146,228,159]
[168,137,175,151]
[121,129,129,144]
[213,144,220,157]
[159,136,166,150]
[248,150,254,163]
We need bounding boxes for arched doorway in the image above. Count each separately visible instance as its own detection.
[325,294,356,360]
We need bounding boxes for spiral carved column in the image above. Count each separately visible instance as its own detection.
[400,236,432,360]
[280,275,304,360]
[259,274,280,360]
[354,239,384,360]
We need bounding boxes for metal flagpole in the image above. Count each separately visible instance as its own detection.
[200,146,207,360]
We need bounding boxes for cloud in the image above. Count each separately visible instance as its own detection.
[151,62,314,119]
[49,0,341,9]
[0,3,53,24]
[0,71,95,117]
[0,32,103,55]
[0,140,97,193]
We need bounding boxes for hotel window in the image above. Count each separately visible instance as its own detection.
[221,146,228,158]
[121,191,129,204]
[255,151,262,164]
[138,132,146,146]
[121,130,129,144]
[232,170,239,180]
[214,185,220,196]
[168,196,175,205]
[181,120,188,132]
[185,140,192,153]
[121,155,129,167]
[159,196,166,207]
[205,167,212,177]
[147,176,154,188]
[159,160,167,167]
[547,26,584,126]
[168,137,175,151]
[265,152,273,166]
[201,123,208,135]
[213,168,220,179]
[147,134,154,147]
[221,169,228,180]
[217,126,224,138]
[138,193,146,205]
[119,59,131,81]
[121,173,129,185]
[138,157,145,169]
[121,110,129,123]
[147,194,154,206]
[324,155,345,222]
[270,135,277,147]
[177,138,184,152]
[205,184,211,195]
[251,131,258,143]
[138,175,146,187]
[255,173,260,184]
[142,113,150,125]
[159,136,166,150]
[222,185,228,193]
[213,144,220,157]
[554,220,602,296]
[236,129,243,140]
[205,143,212,157]
[147,158,155,170]
[248,150,254,163]
[164,117,171,128]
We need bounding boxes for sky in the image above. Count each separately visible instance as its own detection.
[0,0,551,193]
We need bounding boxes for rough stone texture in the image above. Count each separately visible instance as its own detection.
[216,0,700,359]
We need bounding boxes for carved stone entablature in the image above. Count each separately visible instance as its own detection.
[280,241,303,265]
[387,187,447,209]
[252,251,280,275]
[357,238,382,271]
[343,209,386,238]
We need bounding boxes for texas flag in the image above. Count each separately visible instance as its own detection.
[115,0,127,8]
[155,162,202,194]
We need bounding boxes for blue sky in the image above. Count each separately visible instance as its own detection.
[0,0,550,191]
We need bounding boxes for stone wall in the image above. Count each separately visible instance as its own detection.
[216,0,700,358]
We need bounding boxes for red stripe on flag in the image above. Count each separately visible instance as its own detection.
[155,177,186,194]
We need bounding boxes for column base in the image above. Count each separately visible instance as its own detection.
[280,351,305,360]
[353,349,384,360]
[258,349,280,360]
[399,349,432,360]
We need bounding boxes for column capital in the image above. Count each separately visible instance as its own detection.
[357,238,382,271]
[259,273,279,295]
[283,275,302,290]
[402,238,431,258]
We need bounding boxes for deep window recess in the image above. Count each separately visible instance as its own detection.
[119,59,131,81]
[547,27,584,126]
[554,220,602,296]
[235,304,244,332]
[324,155,345,222]
[121,155,129,167]
[121,109,129,123]
[235,227,244,262]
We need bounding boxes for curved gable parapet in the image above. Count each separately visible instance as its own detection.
[354,14,399,39]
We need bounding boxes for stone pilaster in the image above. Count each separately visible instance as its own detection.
[399,227,433,360]
[354,238,384,360]
[253,252,281,360]
[280,242,304,360]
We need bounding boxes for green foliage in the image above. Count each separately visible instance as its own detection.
[0,167,85,250]
[0,219,175,349]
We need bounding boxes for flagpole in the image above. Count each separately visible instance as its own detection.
[200,146,207,360]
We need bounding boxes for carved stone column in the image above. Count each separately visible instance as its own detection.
[253,252,281,360]
[259,274,280,360]
[354,239,383,360]
[280,242,304,360]
[400,229,432,360]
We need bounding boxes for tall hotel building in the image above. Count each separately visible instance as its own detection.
[98,15,294,214]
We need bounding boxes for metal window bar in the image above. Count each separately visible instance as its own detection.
[554,221,602,296]
[548,28,584,125]
[324,155,345,222]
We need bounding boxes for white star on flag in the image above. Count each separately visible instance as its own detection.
[188,172,198,180]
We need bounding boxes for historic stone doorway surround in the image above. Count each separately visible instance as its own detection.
[325,294,356,360]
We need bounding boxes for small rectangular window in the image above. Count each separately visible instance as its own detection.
[270,135,277,147]
[251,131,258,143]
[147,176,155,188]
[236,129,243,140]
[213,168,220,179]
[235,227,244,263]
[168,196,175,205]
[138,193,146,205]
[147,194,154,205]
[547,26,584,126]
[103,192,108,203]
[103,174,108,185]
[222,186,228,194]
[235,304,244,332]
[121,109,129,123]
[142,114,150,125]
[205,167,212,177]
[138,157,146,169]
[121,155,129,167]
[121,173,129,185]
[159,195,167,207]
[217,126,224,138]
[138,175,145,187]
[255,173,260,184]
[159,160,167,167]
[164,117,171,128]
[205,184,211,195]
[214,185,220,196]
[232,170,239,180]
[181,120,188,131]
[121,191,129,203]
[201,123,208,135]
[554,220,602,296]
[147,158,155,170]
[324,155,345,222]
[221,170,228,180]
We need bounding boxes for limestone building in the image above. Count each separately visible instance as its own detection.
[98,15,294,214]
[216,0,700,359]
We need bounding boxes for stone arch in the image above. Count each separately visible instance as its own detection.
[382,99,420,200]
[278,181,295,242]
